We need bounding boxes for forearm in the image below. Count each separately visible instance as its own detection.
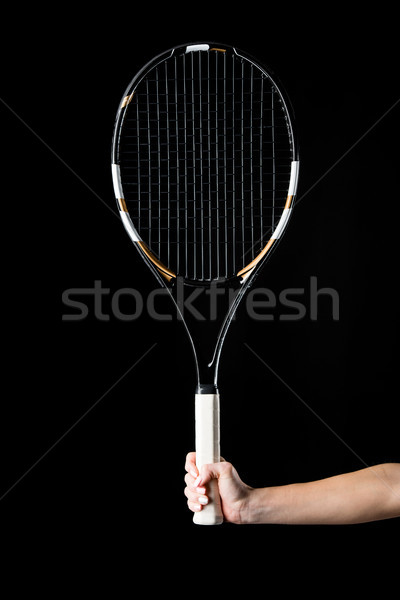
[243,463,400,525]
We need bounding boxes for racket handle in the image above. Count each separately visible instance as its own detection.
[193,393,224,525]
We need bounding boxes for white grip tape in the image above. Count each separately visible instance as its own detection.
[193,394,223,525]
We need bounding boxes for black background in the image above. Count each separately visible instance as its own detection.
[1,5,399,590]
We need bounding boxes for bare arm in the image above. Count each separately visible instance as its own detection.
[244,463,400,525]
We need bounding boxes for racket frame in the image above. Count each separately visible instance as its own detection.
[111,42,299,524]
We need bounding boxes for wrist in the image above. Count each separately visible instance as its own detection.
[240,485,291,524]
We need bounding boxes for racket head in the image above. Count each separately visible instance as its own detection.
[111,42,299,288]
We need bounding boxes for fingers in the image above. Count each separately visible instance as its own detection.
[184,468,209,513]
[184,451,226,478]
[185,452,207,513]
[184,452,198,479]
[184,452,230,514]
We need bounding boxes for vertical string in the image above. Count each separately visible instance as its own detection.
[146,78,151,247]
[174,56,180,274]
[232,53,236,275]
[165,61,170,268]
[241,60,245,268]
[250,64,254,259]
[271,87,276,232]
[136,95,140,230]
[191,52,196,280]
[183,53,188,278]
[259,76,264,249]
[215,51,220,280]
[156,68,161,256]
[207,51,212,280]
[223,51,228,278]
[199,51,204,281]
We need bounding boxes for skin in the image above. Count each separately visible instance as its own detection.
[184,453,400,525]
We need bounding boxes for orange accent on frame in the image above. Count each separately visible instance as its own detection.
[237,238,275,279]
[284,195,293,210]
[210,48,226,52]
[121,92,135,108]
[118,198,128,212]
[137,241,176,282]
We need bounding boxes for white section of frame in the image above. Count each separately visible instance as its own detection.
[185,44,210,53]
[120,211,141,243]
[112,163,141,242]
[271,160,299,240]
[111,163,124,199]
[271,208,291,240]
[288,160,300,197]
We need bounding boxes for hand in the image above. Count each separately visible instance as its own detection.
[184,455,400,525]
[184,452,253,524]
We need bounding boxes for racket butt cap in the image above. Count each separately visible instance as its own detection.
[193,509,223,525]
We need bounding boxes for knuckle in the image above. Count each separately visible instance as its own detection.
[220,461,233,476]
[186,451,196,463]
[183,486,197,501]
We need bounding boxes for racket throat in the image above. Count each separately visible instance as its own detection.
[194,348,219,394]
[196,382,219,395]
[171,277,235,391]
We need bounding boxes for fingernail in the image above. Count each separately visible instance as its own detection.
[193,504,201,511]
[190,470,198,478]
[198,496,208,505]
[196,487,206,494]
[194,475,202,487]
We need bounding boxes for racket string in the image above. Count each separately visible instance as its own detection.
[118,49,293,281]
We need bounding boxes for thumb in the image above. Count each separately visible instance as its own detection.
[196,461,231,487]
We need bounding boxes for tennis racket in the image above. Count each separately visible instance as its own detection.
[111,42,299,525]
